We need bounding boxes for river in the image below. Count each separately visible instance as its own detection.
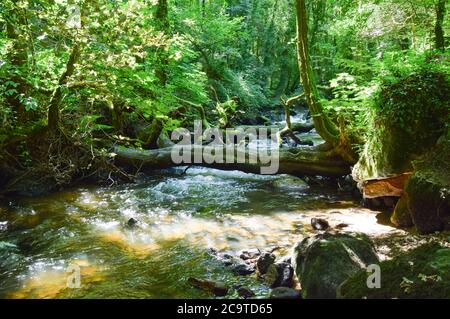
[1,165,419,299]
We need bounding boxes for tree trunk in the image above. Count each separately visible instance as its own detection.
[144,0,170,148]
[47,0,91,132]
[435,0,446,52]
[295,0,340,147]
[5,5,28,116]
[155,0,169,86]
[113,145,350,177]
[48,43,81,131]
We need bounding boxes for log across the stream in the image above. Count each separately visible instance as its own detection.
[113,144,351,177]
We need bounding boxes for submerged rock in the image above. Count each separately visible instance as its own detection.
[269,287,300,299]
[293,232,379,299]
[338,243,450,299]
[187,277,229,297]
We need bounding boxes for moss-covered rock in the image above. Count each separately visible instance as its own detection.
[293,232,379,299]
[338,243,450,299]
[390,194,413,228]
[405,136,450,234]
[353,71,449,183]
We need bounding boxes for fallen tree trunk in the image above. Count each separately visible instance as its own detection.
[113,145,350,177]
[236,122,314,134]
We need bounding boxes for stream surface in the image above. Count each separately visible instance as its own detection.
[0,111,424,299]
[0,166,410,299]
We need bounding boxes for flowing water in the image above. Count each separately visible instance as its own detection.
[0,111,417,299]
[0,166,409,299]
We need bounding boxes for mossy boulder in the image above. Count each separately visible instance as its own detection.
[390,194,413,228]
[338,243,450,299]
[293,232,379,299]
[405,136,450,234]
[353,71,449,183]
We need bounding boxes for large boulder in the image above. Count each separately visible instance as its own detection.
[293,232,379,299]
[338,243,450,299]
[404,137,450,233]
[390,194,413,228]
[352,70,449,199]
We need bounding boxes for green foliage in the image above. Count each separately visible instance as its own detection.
[339,243,450,299]
[0,0,448,187]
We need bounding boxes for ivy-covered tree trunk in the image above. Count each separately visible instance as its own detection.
[295,0,340,147]
[435,0,446,52]
[155,0,169,86]
[48,43,81,131]
[146,0,170,148]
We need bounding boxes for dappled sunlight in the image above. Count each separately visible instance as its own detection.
[0,168,423,299]
[8,258,104,299]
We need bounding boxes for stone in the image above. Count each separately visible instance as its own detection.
[256,252,276,275]
[335,223,350,229]
[126,218,138,228]
[231,262,255,276]
[275,262,294,288]
[187,277,229,297]
[269,287,300,299]
[237,286,255,298]
[263,264,279,287]
[405,142,450,234]
[260,261,294,288]
[311,218,330,231]
[239,249,260,261]
[280,255,292,264]
[390,194,413,228]
[293,232,379,299]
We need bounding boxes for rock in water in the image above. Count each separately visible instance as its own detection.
[237,286,255,298]
[263,264,279,287]
[275,262,294,288]
[187,277,229,297]
[127,218,138,228]
[335,223,350,229]
[311,218,330,231]
[269,287,300,299]
[293,232,379,299]
[263,262,294,288]
[231,262,255,275]
[256,252,276,275]
[239,248,260,261]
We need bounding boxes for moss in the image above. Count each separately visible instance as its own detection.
[405,137,450,233]
[390,194,413,228]
[339,243,450,299]
[294,232,379,299]
[353,70,450,181]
